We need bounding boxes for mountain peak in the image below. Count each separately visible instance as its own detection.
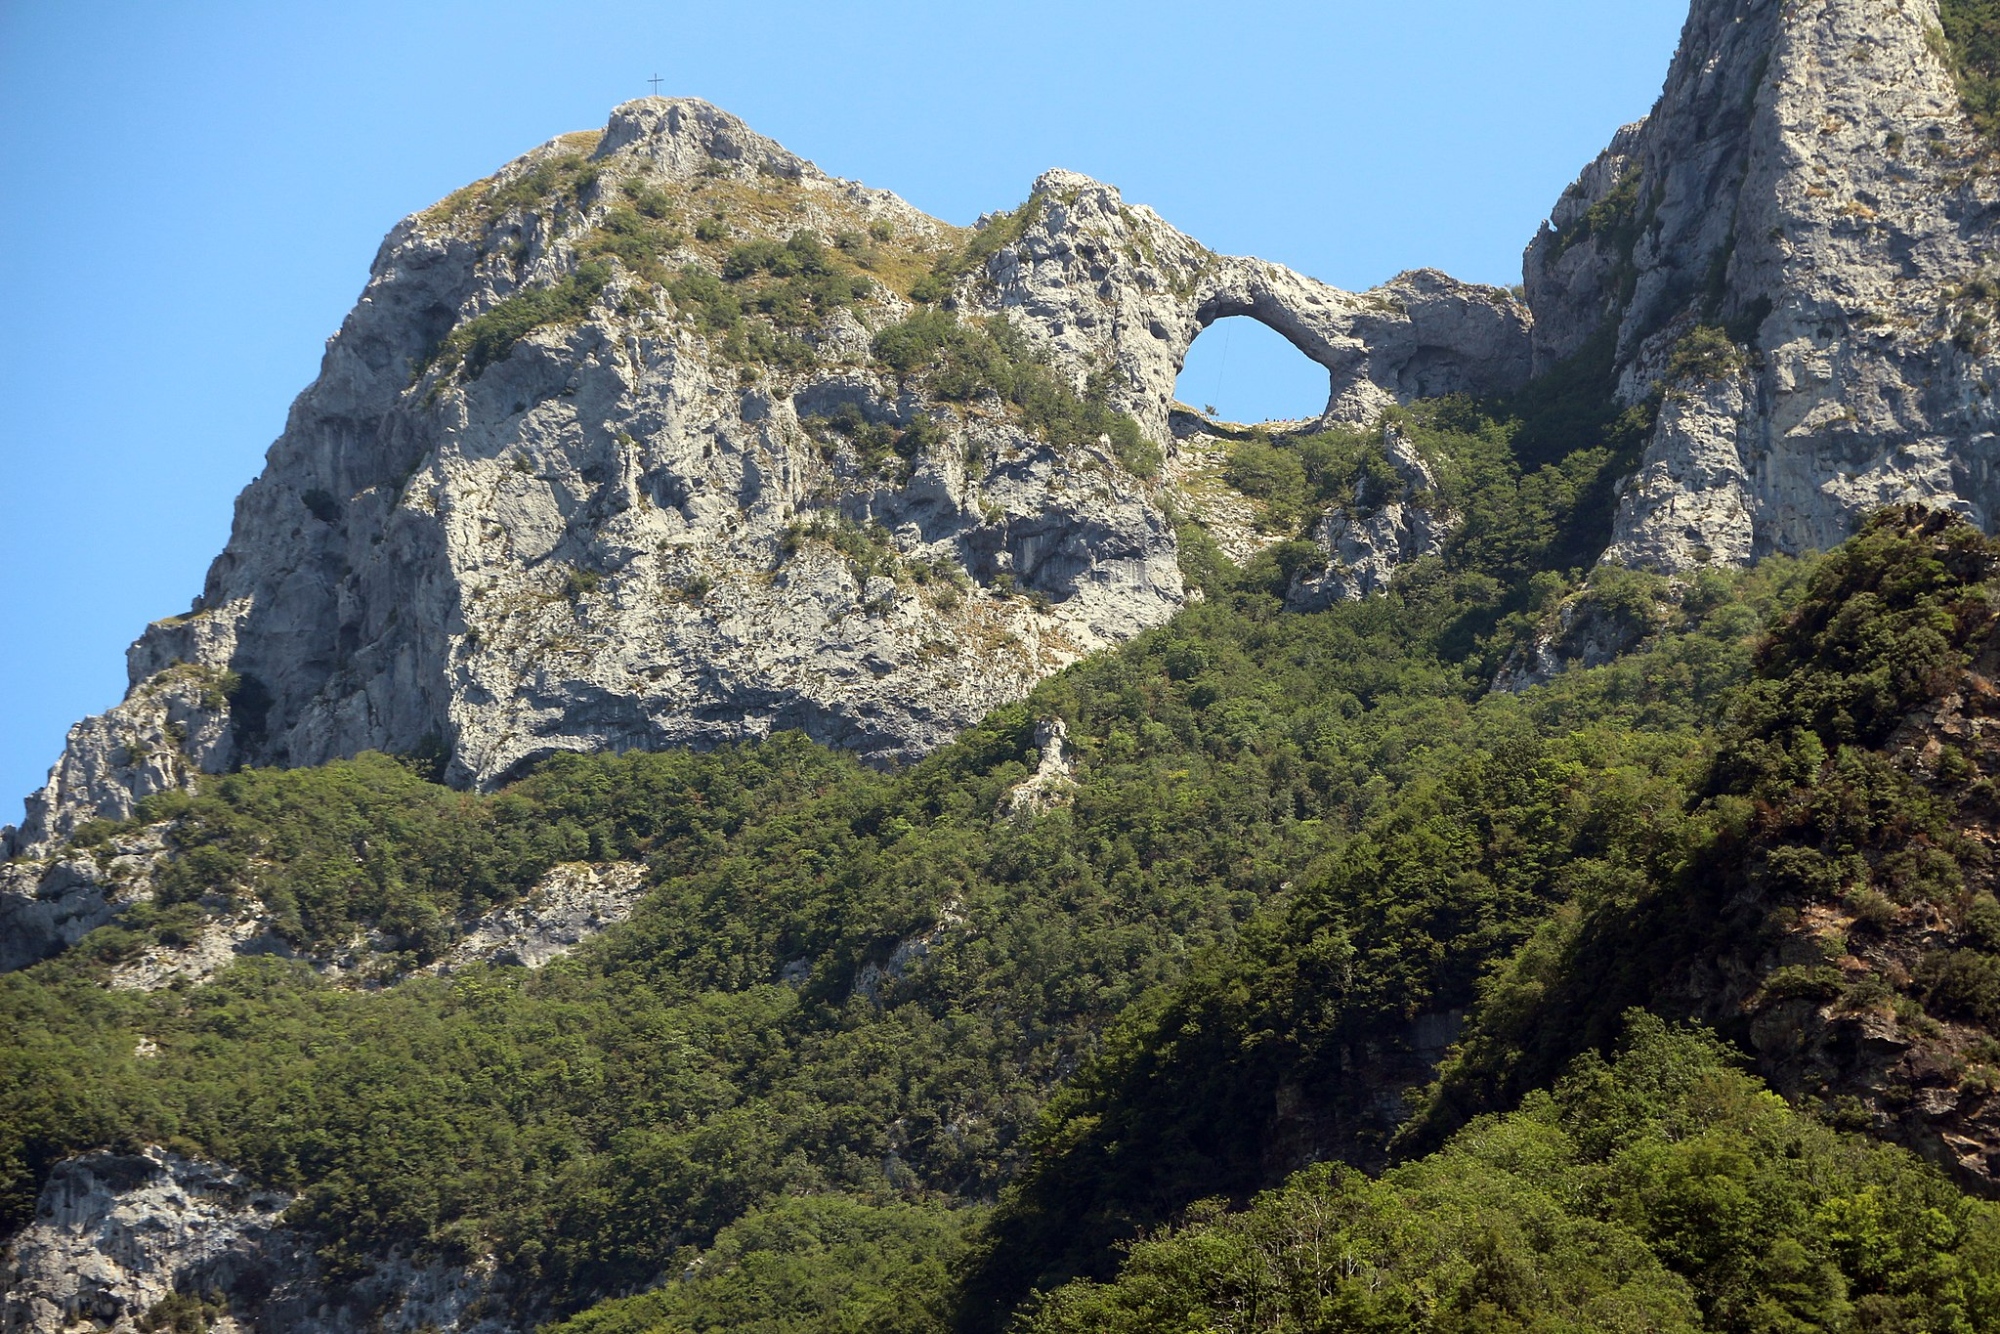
[594,95,817,184]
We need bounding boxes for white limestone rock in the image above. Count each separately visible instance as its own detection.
[431,860,646,972]
[1604,371,1759,570]
[1000,716,1077,817]
[0,1149,514,1334]
[1491,590,1662,694]
[976,170,1531,444]
[8,99,1529,861]
[1286,427,1452,611]
[0,827,166,973]
[1531,0,2000,573]
[11,666,236,856]
[99,860,650,991]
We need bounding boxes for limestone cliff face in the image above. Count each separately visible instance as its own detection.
[3,100,1526,859]
[0,1149,513,1333]
[975,172,1530,444]
[1532,0,2000,573]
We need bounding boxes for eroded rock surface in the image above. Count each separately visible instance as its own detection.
[433,860,647,972]
[5,99,1527,860]
[999,716,1076,817]
[1285,426,1452,611]
[0,828,166,973]
[0,1149,513,1334]
[1533,0,2000,573]
[981,172,1531,442]
[95,860,651,991]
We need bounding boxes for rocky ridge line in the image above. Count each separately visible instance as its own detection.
[1535,0,2000,573]
[3,99,1528,861]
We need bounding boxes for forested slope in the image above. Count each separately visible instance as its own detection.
[3,382,1833,1332]
[30,5,2000,1306]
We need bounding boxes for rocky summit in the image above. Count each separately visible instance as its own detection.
[2,101,1529,861]
[20,1,2000,1329]
[17,1,2000,863]
[1544,0,2000,570]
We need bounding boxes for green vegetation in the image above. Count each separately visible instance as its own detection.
[77,102,2000,1334]
[1222,427,1397,532]
[123,743,842,961]
[1021,1017,2000,1334]
[1548,167,1644,264]
[664,261,817,370]
[0,520,1802,1326]
[657,233,871,370]
[1205,324,1654,597]
[1940,0,2000,146]
[955,555,1812,1328]
[14,496,2000,1334]
[909,195,1047,305]
[19,264,2000,1334]
[579,199,686,288]
[138,1291,230,1334]
[801,402,951,480]
[545,1197,974,1334]
[982,510,2000,1331]
[1664,325,1747,387]
[872,309,1159,477]
[424,161,897,384]
[1424,508,2000,1134]
[779,511,965,591]
[0,328,1818,1332]
[431,261,611,381]
[719,233,872,327]
[424,144,604,235]
[1392,394,1646,584]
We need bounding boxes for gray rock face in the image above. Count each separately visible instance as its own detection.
[11,668,235,864]
[0,827,165,973]
[91,860,649,991]
[999,716,1076,817]
[1491,590,1659,694]
[0,1149,513,1333]
[6,99,1528,860]
[1285,426,1452,611]
[1531,0,2000,573]
[431,860,647,973]
[982,171,1531,443]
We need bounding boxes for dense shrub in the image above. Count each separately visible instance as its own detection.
[872,310,1157,477]
[1942,0,2000,144]
[431,261,610,381]
[1021,1018,2000,1334]
[545,1198,973,1334]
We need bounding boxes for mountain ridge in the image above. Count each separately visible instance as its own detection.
[17,2,2000,1331]
[1,97,1528,864]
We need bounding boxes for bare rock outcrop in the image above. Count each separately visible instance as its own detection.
[1285,426,1452,611]
[0,827,166,973]
[0,1149,513,1333]
[999,716,1076,817]
[4,99,1528,860]
[1531,0,2000,573]
[93,860,651,991]
[980,170,1531,443]
[431,860,646,973]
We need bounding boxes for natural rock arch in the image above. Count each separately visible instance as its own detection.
[1172,314,1335,424]
[976,168,1534,444]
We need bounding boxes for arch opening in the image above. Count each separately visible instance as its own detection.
[1173,316,1331,429]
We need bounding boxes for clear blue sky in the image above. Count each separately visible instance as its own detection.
[0,0,1688,825]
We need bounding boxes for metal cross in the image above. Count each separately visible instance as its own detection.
[648,74,663,96]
